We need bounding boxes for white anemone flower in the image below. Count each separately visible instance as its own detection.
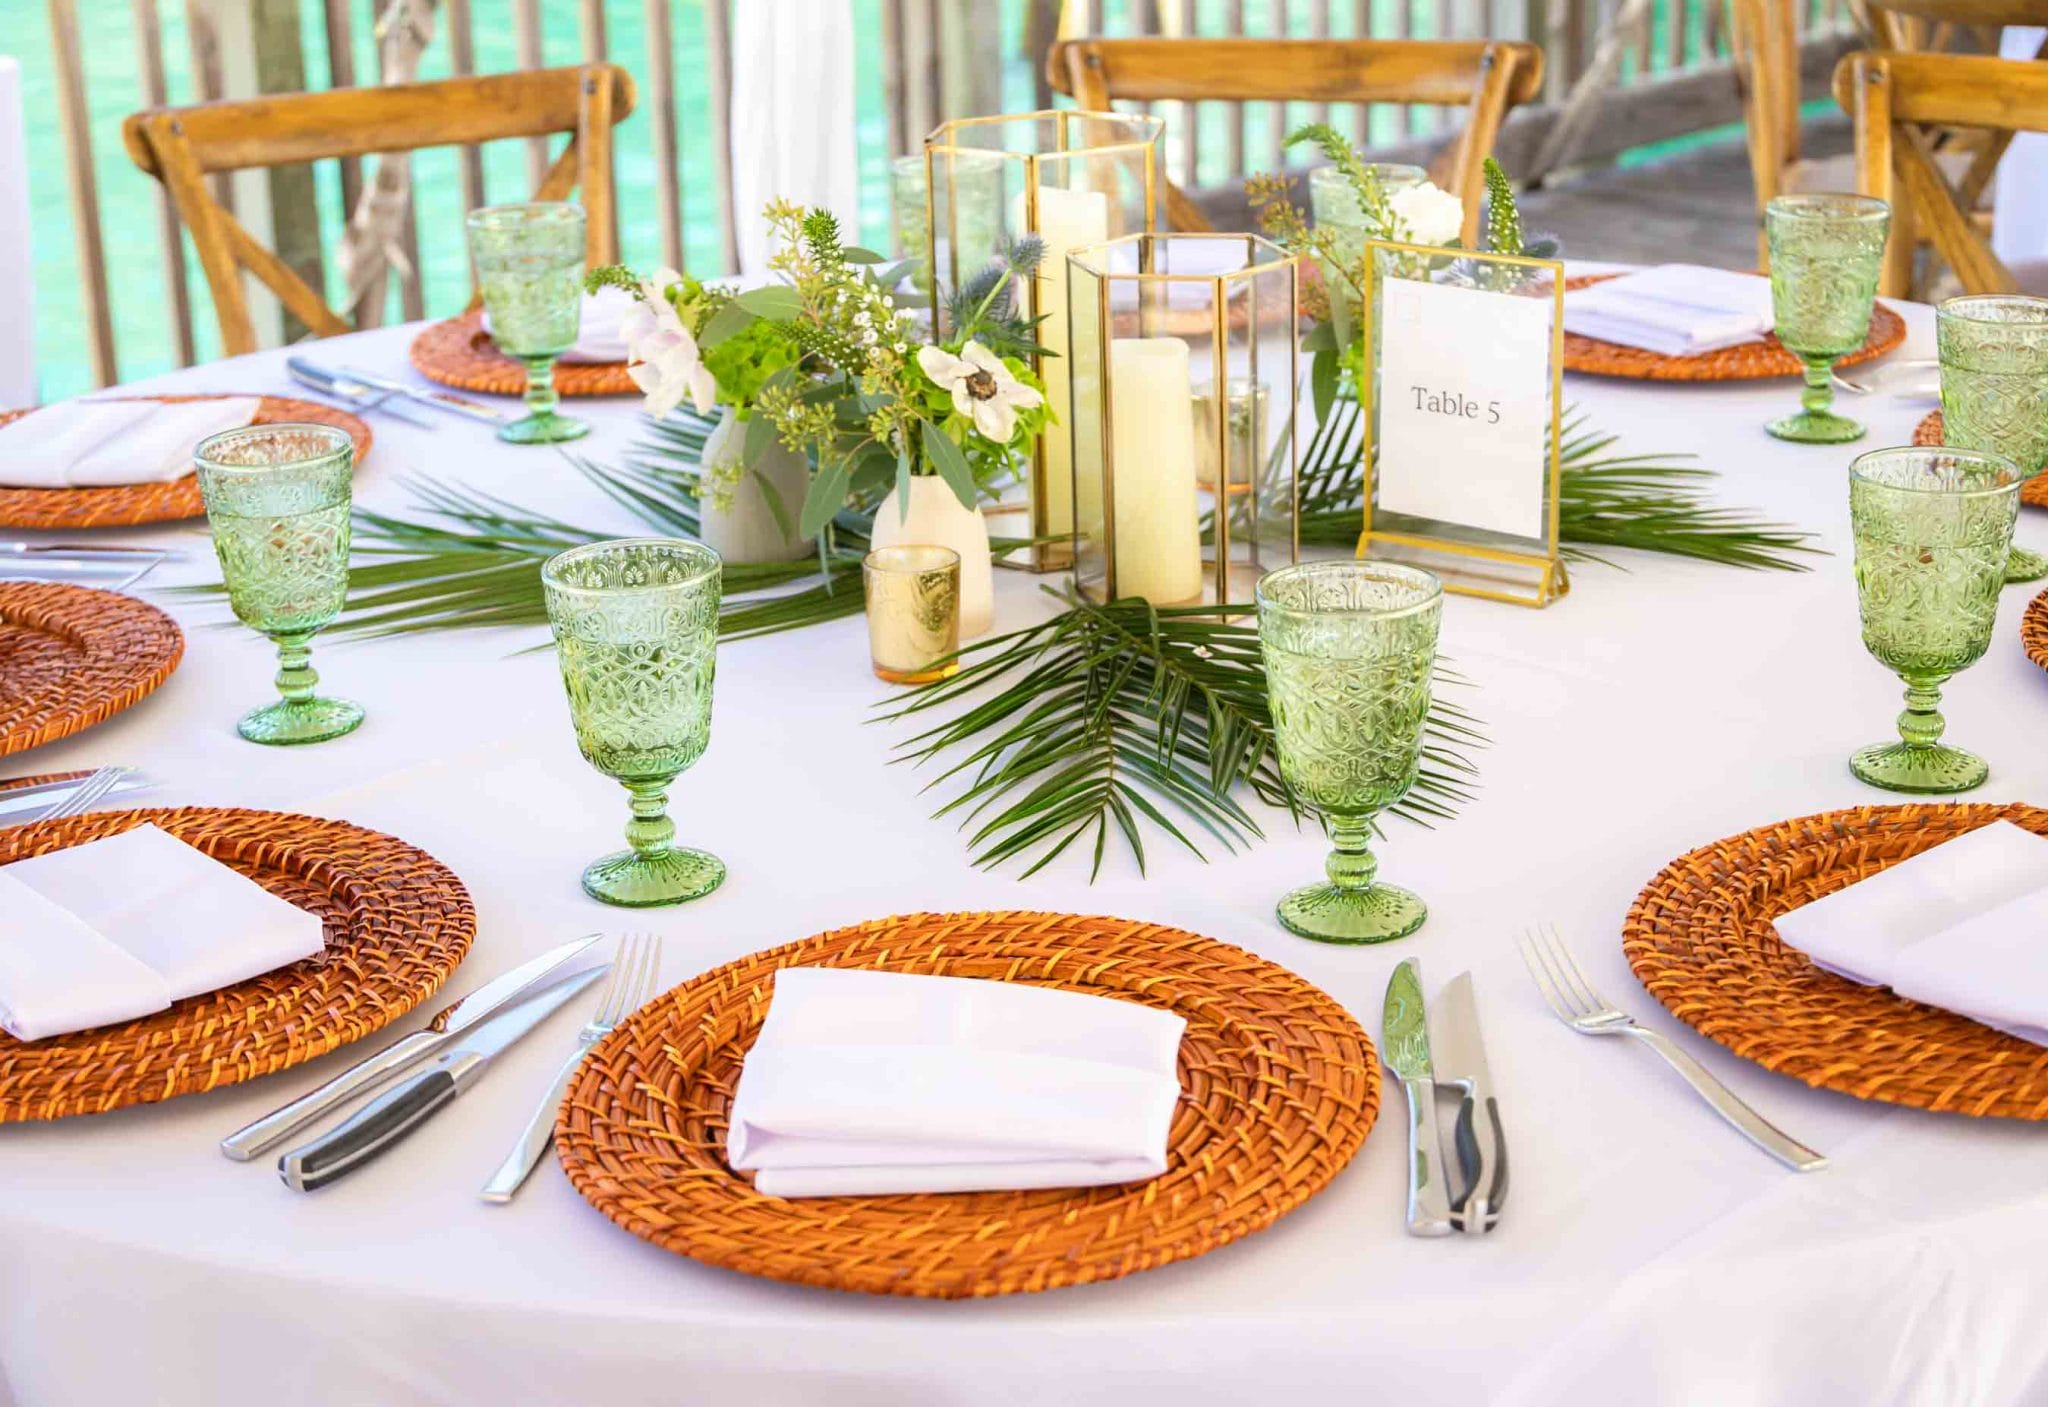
[1387,182,1466,248]
[916,340,1042,444]
[621,268,717,418]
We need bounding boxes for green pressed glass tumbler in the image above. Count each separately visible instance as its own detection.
[466,201,590,446]
[1848,446,2021,794]
[1764,194,1890,444]
[542,538,725,907]
[1256,561,1442,944]
[1936,294,2048,584]
[195,423,363,746]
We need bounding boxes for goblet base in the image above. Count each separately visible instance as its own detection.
[498,411,591,445]
[1849,740,1988,794]
[2006,544,2048,584]
[1766,407,1864,444]
[1276,881,1427,945]
[581,845,726,908]
[237,695,364,746]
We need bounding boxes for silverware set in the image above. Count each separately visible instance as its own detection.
[1832,356,1939,399]
[12,765,134,824]
[287,356,505,427]
[221,932,662,1195]
[0,542,178,590]
[1382,958,1507,1236]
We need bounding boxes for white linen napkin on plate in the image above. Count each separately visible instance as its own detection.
[483,285,634,364]
[0,824,324,1041]
[1771,819,2048,1041]
[725,966,1186,1197]
[0,396,261,488]
[1562,264,1775,357]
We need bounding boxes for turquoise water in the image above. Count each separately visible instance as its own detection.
[5,0,1718,400]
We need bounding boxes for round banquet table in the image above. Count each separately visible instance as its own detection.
[5,301,2048,1407]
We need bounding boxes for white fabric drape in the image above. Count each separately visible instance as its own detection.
[729,0,860,277]
[1992,28,2048,273]
[0,56,36,405]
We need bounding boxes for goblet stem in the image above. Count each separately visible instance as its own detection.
[1324,815,1379,892]
[272,630,319,706]
[622,778,677,858]
[1800,357,1835,419]
[522,355,560,422]
[1849,668,1986,793]
[1895,671,1950,749]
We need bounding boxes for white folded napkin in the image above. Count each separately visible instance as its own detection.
[725,967,1186,1197]
[1772,819,2048,1042]
[1562,264,1775,357]
[483,285,633,364]
[0,396,260,489]
[0,824,325,1041]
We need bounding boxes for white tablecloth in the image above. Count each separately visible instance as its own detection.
[5,309,2048,1407]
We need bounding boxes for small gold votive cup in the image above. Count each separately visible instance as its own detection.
[863,545,961,684]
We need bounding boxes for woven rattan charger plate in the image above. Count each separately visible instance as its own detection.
[1623,802,2048,1118]
[410,311,636,397]
[1912,409,2048,509]
[0,583,183,758]
[0,807,475,1122]
[1562,273,1906,381]
[2023,589,2048,672]
[0,394,371,530]
[557,910,1378,1298]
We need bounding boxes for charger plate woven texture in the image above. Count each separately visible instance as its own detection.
[0,583,183,758]
[0,807,475,1122]
[2023,589,2048,672]
[1913,409,2048,509]
[0,394,371,529]
[557,910,1379,1299]
[1623,801,2048,1118]
[1562,273,1905,381]
[409,311,636,397]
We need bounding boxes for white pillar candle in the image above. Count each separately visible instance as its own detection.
[1107,337,1203,605]
[1015,186,1109,535]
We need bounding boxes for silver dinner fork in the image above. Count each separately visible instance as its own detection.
[1833,357,1938,397]
[31,766,129,823]
[1518,924,1828,1172]
[478,931,663,1203]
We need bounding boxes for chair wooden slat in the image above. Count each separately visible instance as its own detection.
[122,64,636,358]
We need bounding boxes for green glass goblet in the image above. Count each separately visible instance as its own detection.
[542,538,725,907]
[467,201,590,446]
[1848,446,2021,794]
[1936,294,2048,584]
[1764,193,1890,444]
[1256,561,1442,944]
[196,423,363,746]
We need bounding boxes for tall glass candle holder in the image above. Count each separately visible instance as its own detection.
[1066,232,1301,607]
[924,111,1165,571]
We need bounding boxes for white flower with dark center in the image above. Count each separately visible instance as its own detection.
[620,267,717,418]
[1388,182,1466,248]
[916,340,1041,443]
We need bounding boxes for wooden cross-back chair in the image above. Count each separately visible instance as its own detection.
[1836,49,2048,296]
[122,64,636,357]
[1046,38,1545,246]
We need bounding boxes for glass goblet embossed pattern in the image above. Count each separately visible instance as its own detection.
[196,423,364,746]
[543,538,725,907]
[1849,447,2020,794]
[466,201,590,446]
[1256,561,1441,944]
[863,545,961,684]
[1764,194,1890,444]
[1937,294,2048,584]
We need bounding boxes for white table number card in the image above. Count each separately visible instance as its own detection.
[1357,240,1568,607]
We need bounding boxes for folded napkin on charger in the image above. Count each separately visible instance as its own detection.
[0,824,324,1041]
[725,967,1186,1197]
[0,396,260,489]
[1772,820,2048,1044]
[483,285,634,364]
[1561,264,1775,357]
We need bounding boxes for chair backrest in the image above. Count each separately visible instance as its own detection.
[1045,37,1544,245]
[122,64,637,357]
[1729,0,1805,253]
[1835,50,2048,294]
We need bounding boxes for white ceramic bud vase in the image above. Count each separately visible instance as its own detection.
[869,474,994,638]
[697,407,814,564]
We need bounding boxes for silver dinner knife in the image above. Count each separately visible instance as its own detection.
[331,364,507,423]
[220,933,604,1161]
[0,771,153,821]
[1382,958,1454,1237]
[277,967,603,1192]
[1430,971,1508,1234]
[285,356,435,428]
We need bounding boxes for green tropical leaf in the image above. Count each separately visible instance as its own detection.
[736,285,803,319]
[922,422,977,509]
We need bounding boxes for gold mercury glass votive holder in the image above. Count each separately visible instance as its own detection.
[864,545,961,684]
